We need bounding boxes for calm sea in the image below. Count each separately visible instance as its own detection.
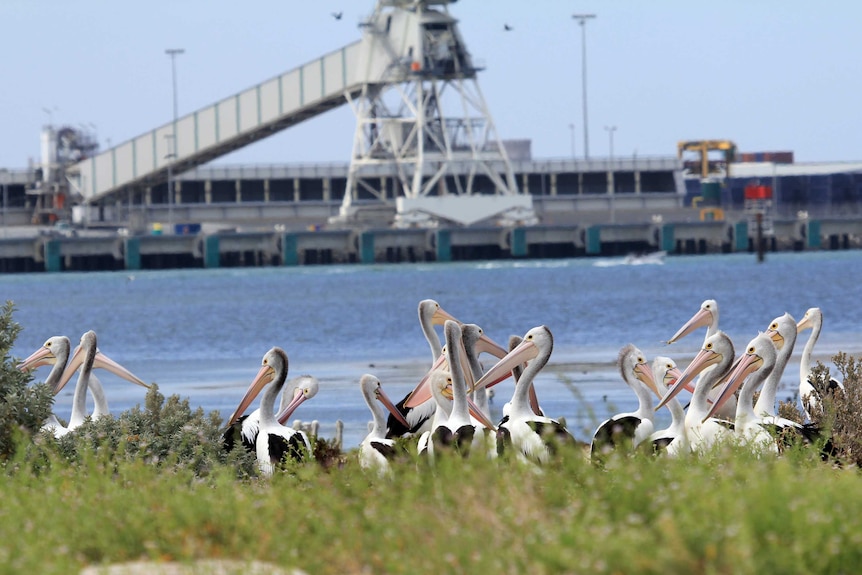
[3,250,861,448]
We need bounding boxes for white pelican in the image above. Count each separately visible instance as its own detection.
[645,356,685,455]
[656,331,736,454]
[358,374,411,475]
[703,333,779,453]
[222,375,320,454]
[797,307,844,420]
[429,321,497,458]
[18,336,103,431]
[473,326,582,465]
[22,332,149,437]
[418,323,497,461]
[666,298,737,420]
[386,299,461,438]
[225,347,314,476]
[752,313,800,423]
[590,344,659,462]
[461,323,498,456]
[401,307,507,422]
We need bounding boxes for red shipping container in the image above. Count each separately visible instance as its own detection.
[744,185,773,200]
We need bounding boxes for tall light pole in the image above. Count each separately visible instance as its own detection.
[605,125,617,223]
[572,13,596,160]
[0,169,8,237]
[568,123,576,159]
[165,48,184,232]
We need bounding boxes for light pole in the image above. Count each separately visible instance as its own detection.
[165,48,184,232]
[605,125,617,223]
[568,123,576,159]
[572,13,596,160]
[0,169,8,237]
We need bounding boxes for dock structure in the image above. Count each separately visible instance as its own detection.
[2,214,862,273]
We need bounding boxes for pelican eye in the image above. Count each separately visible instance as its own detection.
[705,342,713,350]
[705,304,712,310]
[770,322,778,330]
[666,363,672,369]
[748,346,756,354]
[637,356,645,364]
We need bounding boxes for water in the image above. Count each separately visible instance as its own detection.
[3,251,861,448]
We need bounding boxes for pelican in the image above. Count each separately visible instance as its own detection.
[358,374,411,475]
[590,344,659,462]
[666,298,737,420]
[797,307,844,420]
[461,323,498,456]
[222,374,320,454]
[386,299,460,438]
[225,347,314,476]
[752,313,800,424]
[399,304,507,426]
[473,326,581,465]
[703,333,779,453]
[18,336,104,429]
[21,332,149,437]
[656,331,736,454]
[645,356,685,454]
[428,321,497,458]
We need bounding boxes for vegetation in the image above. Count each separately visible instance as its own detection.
[3,303,862,574]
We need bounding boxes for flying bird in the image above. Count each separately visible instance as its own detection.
[504,24,513,31]
[332,12,343,20]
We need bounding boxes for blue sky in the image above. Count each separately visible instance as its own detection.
[2,0,860,168]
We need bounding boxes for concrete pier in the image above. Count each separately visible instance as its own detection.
[1,217,861,273]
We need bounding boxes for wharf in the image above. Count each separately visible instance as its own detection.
[1,215,860,273]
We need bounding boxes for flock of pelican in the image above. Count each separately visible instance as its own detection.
[16,298,842,476]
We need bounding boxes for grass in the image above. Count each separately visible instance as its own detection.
[4,301,862,574]
[3,445,862,574]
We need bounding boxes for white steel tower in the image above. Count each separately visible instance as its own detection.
[332,0,536,228]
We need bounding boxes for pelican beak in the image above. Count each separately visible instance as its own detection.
[655,346,721,410]
[53,344,148,395]
[664,366,683,387]
[276,385,312,426]
[470,338,539,393]
[374,386,410,428]
[404,352,449,409]
[655,366,684,400]
[666,307,713,344]
[767,329,785,350]
[17,346,55,372]
[227,363,275,426]
[634,361,660,397]
[432,305,459,327]
[702,352,763,422]
[474,333,508,359]
[92,352,150,389]
[796,316,811,333]
[467,397,497,431]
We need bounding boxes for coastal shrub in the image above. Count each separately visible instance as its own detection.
[810,353,862,466]
[0,300,54,461]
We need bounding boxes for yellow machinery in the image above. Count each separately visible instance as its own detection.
[677,140,737,179]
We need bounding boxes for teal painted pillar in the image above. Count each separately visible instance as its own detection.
[806,220,821,249]
[734,221,749,252]
[44,239,61,272]
[511,227,527,257]
[660,224,675,253]
[204,235,220,268]
[359,231,375,264]
[435,229,451,262]
[585,226,601,255]
[124,238,141,270]
[282,233,299,266]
